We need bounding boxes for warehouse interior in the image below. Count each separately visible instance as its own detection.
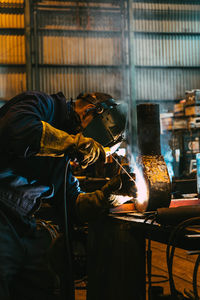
[1,1,200,300]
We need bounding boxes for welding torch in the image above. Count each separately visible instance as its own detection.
[104,147,135,184]
[104,147,137,202]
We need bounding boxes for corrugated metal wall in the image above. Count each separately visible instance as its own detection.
[1,0,200,109]
[132,1,200,111]
[32,1,127,100]
[0,0,26,100]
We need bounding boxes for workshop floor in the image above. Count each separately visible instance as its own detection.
[75,241,200,300]
[150,241,200,298]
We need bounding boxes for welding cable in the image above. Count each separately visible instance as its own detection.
[63,160,75,300]
[144,214,169,299]
[193,253,200,300]
[143,213,156,224]
[166,217,200,299]
[145,216,157,300]
[167,217,200,297]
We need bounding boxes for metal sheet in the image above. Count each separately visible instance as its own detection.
[36,67,122,99]
[0,67,26,99]
[0,13,24,28]
[134,34,200,67]
[0,35,25,64]
[130,1,200,107]
[38,31,121,66]
[135,68,200,102]
[133,2,200,33]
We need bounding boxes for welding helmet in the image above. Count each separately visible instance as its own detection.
[78,93,127,148]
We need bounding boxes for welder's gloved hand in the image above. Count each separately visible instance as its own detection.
[73,133,106,169]
[76,177,123,222]
[36,122,106,168]
[101,173,137,198]
[76,190,110,222]
[101,175,123,198]
[119,173,137,198]
[76,174,137,222]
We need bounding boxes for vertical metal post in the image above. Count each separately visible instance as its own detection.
[119,0,127,102]
[127,0,138,155]
[24,0,32,90]
[34,9,40,90]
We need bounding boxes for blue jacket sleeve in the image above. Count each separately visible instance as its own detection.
[0,92,54,158]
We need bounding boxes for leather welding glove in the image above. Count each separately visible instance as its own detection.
[75,175,123,222]
[119,173,137,198]
[101,173,137,198]
[101,173,137,207]
[72,133,106,169]
[37,121,106,168]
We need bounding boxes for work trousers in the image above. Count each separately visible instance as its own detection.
[0,214,61,300]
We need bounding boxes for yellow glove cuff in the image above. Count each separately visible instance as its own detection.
[36,121,75,157]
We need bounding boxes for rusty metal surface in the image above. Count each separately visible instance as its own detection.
[135,103,171,212]
[135,154,171,212]
[137,103,161,155]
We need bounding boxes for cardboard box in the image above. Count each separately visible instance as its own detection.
[160,113,173,132]
[173,117,188,130]
[185,89,200,105]
[185,105,200,116]
[188,117,200,129]
[174,103,185,116]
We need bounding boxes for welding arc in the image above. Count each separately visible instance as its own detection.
[111,154,135,183]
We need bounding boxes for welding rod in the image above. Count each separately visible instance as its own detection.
[111,154,135,183]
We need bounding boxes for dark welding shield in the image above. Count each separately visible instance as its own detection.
[82,96,127,148]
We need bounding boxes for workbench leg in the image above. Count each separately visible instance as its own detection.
[87,217,146,300]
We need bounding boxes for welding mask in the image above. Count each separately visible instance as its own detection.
[82,96,127,149]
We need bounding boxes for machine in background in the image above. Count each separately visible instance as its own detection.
[160,89,200,197]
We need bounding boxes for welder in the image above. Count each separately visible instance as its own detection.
[0,91,135,300]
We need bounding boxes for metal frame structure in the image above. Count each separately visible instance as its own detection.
[1,0,200,112]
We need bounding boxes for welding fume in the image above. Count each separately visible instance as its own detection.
[84,101,172,212]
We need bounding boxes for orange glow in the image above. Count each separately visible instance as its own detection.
[130,156,149,211]
[134,165,149,205]
[109,194,133,206]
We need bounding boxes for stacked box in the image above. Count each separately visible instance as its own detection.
[174,102,185,117]
[188,117,200,129]
[160,112,173,132]
[185,89,200,105]
[173,117,188,130]
[185,104,200,117]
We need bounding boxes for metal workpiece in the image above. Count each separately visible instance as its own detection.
[135,103,171,212]
[135,154,171,212]
[137,103,161,156]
